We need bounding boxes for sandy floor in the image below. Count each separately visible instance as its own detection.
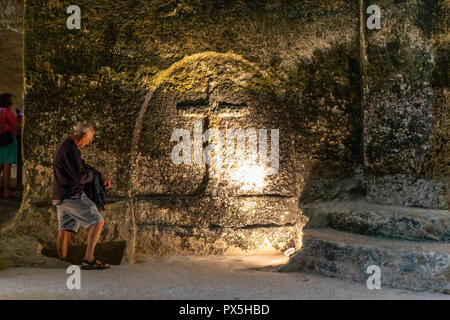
[0,255,448,300]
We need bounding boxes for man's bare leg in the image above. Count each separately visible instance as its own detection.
[83,220,105,262]
[57,230,71,261]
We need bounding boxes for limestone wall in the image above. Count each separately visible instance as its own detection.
[21,0,361,201]
[361,0,449,208]
[363,0,447,177]
[1,0,447,258]
[0,0,23,110]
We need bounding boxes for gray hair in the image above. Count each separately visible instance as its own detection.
[74,123,94,136]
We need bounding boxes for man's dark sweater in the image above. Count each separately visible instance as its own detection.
[52,137,93,201]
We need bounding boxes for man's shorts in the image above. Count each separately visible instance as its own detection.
[56,192,104,232]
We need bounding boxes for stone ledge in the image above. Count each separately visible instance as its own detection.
[135,222,305,255]
[282,228,450,293]
[301,200,450,241]
[135,196,300,227]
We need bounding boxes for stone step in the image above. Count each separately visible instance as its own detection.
[301,200,450,242]
[281,228,450,293]
[135,222,303,255]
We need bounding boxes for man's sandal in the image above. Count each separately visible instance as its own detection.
[81,258,110,270]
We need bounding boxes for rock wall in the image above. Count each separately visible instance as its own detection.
[361,0,449,208]
[21,0,361,201]
[0,0,23,110]
[1,0,448,260]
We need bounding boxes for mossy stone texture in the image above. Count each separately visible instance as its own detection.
[7,0,448,258]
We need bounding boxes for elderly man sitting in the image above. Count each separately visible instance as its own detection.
[52,123,111,270]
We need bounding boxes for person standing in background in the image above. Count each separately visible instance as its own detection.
[0,93,21,199]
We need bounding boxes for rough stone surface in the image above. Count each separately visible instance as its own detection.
[3,196,306,259]
[302,200,450,241]
[136,223,304,255]
[361,174,449,210]
[282,229,450,293]
[0,0,447,265]
[134,195,307,256]
[135,196,300,227]
[21,0,361,202]
[14,0,366,257]
[363,0,448,179]
[0,235,69,271]
[133,52,299,198]
[0,0,23,110]
[301,172,449,210]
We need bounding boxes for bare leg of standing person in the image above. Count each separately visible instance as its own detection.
[57,230,72,261]
[84,220,104,262]
[81,220,110,269]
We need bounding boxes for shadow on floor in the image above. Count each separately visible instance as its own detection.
[0,188,22,227]
[41,241,126,266]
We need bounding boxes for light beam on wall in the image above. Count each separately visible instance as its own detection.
[229,163,267,192]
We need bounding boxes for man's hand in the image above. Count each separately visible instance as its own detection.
[102,175,111,190]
